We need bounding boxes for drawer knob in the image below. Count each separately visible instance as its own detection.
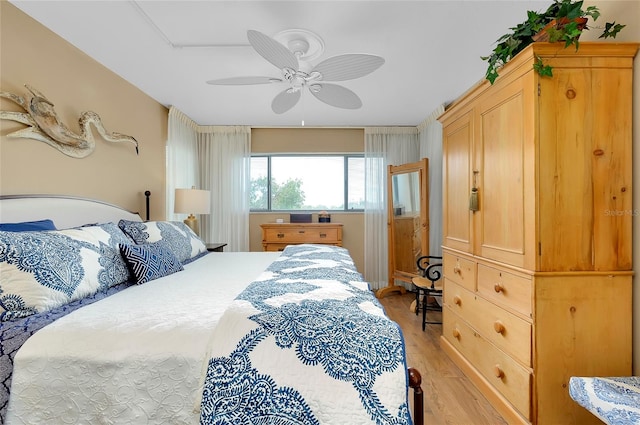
[277,233,285,238]
[493,365,504,379]
[494,283,504,293]
[453,266,461,274]
[453,296,462,306]
[494,321,505,334]
[320,233,327,237]
[298,230,305,234]
[452,328,461,339]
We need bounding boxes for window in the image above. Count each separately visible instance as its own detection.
[250,155,364,211]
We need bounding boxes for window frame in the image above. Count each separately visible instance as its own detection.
[250,153,364,212]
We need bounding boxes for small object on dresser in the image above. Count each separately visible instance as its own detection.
[318,211,331,223]
[290,213,312,223]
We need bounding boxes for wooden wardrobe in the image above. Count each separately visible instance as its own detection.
[438,42,638,424]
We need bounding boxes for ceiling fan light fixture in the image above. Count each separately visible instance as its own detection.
[288,38,310,57]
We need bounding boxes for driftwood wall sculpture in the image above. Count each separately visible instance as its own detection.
[0,84,138,158]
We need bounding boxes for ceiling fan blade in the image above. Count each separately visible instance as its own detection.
[206,76,282,85]
[247,30,298,71]
[272,89,301,114]
[311,54,385,81]
[309,83,362,109]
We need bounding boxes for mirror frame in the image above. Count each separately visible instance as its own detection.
[376,158,429,298]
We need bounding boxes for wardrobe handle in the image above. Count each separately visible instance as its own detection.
[469,170,479,212]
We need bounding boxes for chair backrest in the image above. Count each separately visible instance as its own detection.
[416,255,442,285]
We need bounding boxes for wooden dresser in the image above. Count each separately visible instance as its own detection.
[260,223,343,251]
[438,42,637,425]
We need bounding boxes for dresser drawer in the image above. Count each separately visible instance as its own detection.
[444,307,532,420]
[477,264,532,317]
[263,243,289,252]
[263,227,340,243]
[443,252,476,291]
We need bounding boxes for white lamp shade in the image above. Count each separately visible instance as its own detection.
[174,188,211,214]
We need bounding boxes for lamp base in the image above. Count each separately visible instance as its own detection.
[183,214,199,236]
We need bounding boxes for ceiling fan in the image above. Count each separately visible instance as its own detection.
[206,29,385,114]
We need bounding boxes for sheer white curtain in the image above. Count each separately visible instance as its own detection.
[197,126,251,252]
[418,104,445,257]
[364,127,419,290]
[166,107,198,220]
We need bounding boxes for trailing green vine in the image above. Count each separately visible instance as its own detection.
[482,0,625,84]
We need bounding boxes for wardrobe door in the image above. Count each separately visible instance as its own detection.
[475,74,535,269]
[442,110,473,254]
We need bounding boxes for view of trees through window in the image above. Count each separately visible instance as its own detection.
[250,155,364,211]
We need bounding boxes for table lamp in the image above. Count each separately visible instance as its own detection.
[174,187,210,236]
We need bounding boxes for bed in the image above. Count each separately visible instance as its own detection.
[569,376,640,424]
[0,195,423,425]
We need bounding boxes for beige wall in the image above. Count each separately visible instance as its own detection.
[0,1,168,219]
[250,128,366,274]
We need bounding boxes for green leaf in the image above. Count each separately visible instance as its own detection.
[599,22,626,39]
[486,68,499,85]
[533,56,554,78]
[586,6,600,20]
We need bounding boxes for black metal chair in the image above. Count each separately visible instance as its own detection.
[411,255,443,330]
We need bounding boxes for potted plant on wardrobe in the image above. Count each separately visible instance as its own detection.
[481,0,626,84]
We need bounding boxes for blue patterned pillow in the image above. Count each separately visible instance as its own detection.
[119,242,183,284]
[0,222,132,321]
[0,219,56,232]
[118,220,207,263]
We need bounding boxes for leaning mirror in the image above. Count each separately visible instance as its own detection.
[377,158,429,298]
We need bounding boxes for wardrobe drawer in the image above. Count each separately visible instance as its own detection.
[474,296,532,367]
[444,281,532,366]
[444,307,532,420]
[477,264,532,317]
[443,252,476,291]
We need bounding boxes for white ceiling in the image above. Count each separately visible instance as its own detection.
[11,0,559,127]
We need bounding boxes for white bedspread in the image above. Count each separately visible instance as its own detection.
[5,252,280,425]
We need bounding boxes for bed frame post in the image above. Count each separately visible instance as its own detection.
[144,190,151,221]
[408,367,423,425]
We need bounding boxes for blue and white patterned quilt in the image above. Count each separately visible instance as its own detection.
[0,282,129,423]
[199,244,413,425]
[569,376,640,424]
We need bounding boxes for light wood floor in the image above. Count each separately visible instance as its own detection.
[378,292,508,425]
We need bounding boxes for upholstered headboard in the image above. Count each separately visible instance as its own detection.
[0,195,143,229]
